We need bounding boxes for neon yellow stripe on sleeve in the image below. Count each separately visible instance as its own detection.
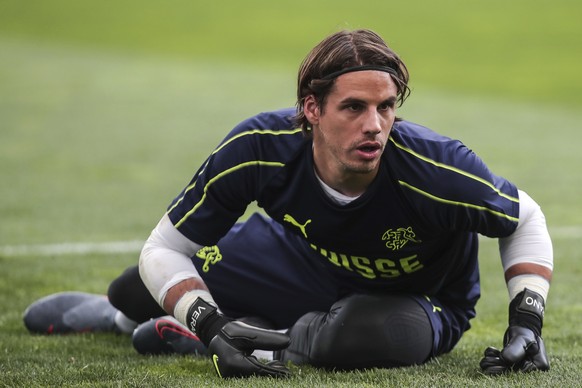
[167,128,300,214]
[398,180,519,223]
[167,128,301,214]
[390,137,519,203]
[174,160,285,228]
[211,128,302,156]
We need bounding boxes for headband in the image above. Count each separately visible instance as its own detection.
[321,65,399,80]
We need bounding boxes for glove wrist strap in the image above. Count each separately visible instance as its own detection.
[185,297,229,346]
[509,288,545,336]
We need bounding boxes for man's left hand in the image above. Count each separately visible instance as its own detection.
[480,326,549,374]
[480,288,550,374]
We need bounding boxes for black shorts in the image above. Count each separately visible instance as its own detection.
[192,212,476,356]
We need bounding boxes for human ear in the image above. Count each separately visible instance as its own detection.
[303,95,320,125]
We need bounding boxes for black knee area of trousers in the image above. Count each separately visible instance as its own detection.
[107,265,166,323]
[278,293,433,370]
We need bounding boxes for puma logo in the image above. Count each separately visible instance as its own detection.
[424,295,442,313]
[283,214,311,238]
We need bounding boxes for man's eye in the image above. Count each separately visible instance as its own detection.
[347,104,362,111]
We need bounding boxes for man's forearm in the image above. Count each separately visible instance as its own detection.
[163,277,209,314]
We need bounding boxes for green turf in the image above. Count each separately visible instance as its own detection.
[0,0,581,107]
[1,1,581,386]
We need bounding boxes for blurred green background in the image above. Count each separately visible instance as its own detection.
[1,0,581,105]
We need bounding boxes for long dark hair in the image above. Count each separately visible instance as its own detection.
[295,29,410,135]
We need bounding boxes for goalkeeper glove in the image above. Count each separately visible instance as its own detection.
[480,288,549,374]
[185,297,291,378]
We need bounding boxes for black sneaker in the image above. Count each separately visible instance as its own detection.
[132,316,208,356]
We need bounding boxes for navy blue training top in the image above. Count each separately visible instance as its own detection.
[166,107,519,299]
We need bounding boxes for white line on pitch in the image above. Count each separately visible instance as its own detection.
[0,226,580,257]
[0,240,144,257]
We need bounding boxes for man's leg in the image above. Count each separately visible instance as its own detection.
[23,264,163,335]
[107,265,166,323]
[107,265,213,354]
[194,213,340,329]
[22,264,210,356]
[125,211,340,357]
[23,292,122,334]
[277,294,434,369]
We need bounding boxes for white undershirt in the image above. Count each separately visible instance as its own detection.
[314,171,360,205]
[499,190,553,299]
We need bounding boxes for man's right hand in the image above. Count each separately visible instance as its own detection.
[182,295,290,378]
[208,321,291,378]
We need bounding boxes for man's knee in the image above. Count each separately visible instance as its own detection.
[300,294,433,369]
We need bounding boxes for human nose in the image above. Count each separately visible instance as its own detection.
[362,108,382,134]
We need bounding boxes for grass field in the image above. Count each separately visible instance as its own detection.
[1,1,581,386]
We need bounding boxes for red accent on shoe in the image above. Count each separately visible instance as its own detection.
[154,319,200,341]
